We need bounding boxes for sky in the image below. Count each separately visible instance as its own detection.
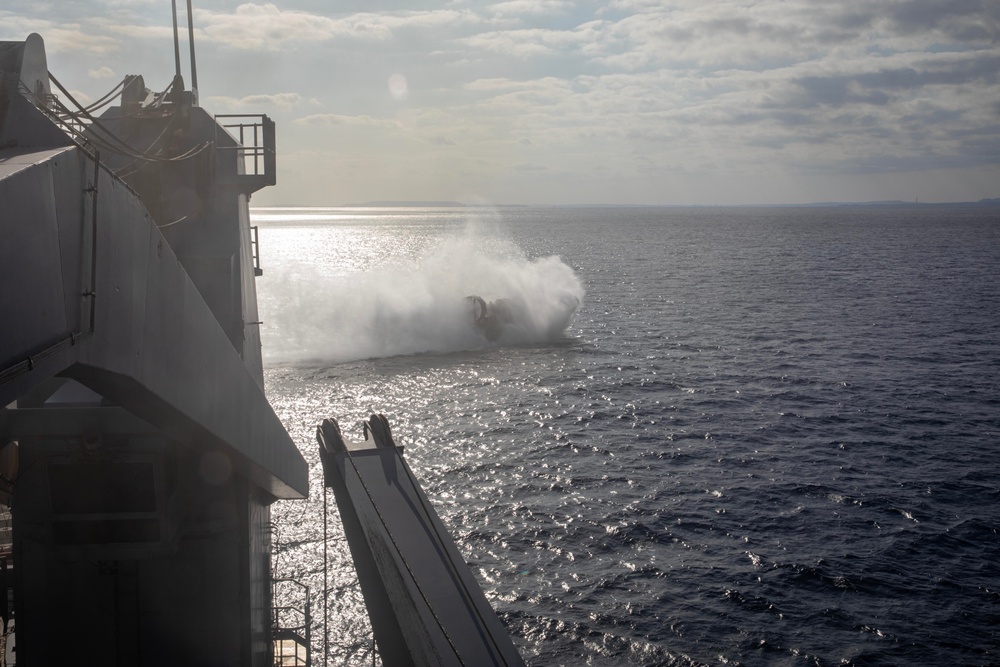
[2,1,999,205]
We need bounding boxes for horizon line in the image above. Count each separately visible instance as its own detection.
[252,197,1000,210]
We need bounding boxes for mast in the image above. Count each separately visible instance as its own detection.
[186,0,199,99]
[171,0,182,80]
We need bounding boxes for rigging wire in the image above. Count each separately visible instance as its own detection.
[46,71,211,164]
[324,482,330,667]
[78,77,126,114]
[55,73,176,122]
[103,100,195,178]
[155,215,189,229]
[85,77,198,177]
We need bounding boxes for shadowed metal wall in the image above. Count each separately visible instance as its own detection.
[1,34,303,666]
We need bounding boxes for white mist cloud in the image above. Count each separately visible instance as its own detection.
[259,225,583,363]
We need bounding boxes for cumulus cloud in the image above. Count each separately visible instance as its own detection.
[88,66,116,79]
[487,0,571,17]
[459,23,599,58]
[8,0,999,203]
[207,92,303,110]
[194,4,484,50]
[293,113,401,128]
[195,4,391,50]
[0,14,123,54]
[883,0,1000,41]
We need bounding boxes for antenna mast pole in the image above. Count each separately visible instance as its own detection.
[186,0,199,96]
[170,0,182,80]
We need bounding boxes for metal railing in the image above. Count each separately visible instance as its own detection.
[215,114,276,190]
[251,225,263,276]
[272,578,311,667]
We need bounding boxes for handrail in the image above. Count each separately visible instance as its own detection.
[251,225,263,276]
[214,114,276,190]
[272,577,311,666]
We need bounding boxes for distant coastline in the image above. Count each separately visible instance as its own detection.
[777,197,1000,208]
[255,198,1000,209]
[338,200,469,208]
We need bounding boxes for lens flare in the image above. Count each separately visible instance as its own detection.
[388,73,408,101]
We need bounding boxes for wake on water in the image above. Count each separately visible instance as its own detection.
[260,227,584,363]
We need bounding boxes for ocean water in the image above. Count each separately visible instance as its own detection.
[255,205,1000,667]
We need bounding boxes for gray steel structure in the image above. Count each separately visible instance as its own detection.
[1,33,307,666]
[318,416,526,667]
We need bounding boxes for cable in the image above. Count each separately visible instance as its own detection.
[324,483,330,667]
[155,215,189,229]
[46,72,211,164]
[79,78,126,114]
[48,73,170,158]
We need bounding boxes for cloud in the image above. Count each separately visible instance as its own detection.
[6,0,1000,204]
[293,113,400,128]
[98,21,175,41]
[88,66,116,79]
[757,50,1000,130]
[195,4,391,50]
[458,22,601,58]
[884,0,1000,41]
[267,0,999,196]
[487,0,570,17]
[207,92,303,110]
[583,2,998,73]
[0,14,123,54]
[194,4,484,51]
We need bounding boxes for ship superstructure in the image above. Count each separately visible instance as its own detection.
[0,32,307,665]
[2,16,526,667]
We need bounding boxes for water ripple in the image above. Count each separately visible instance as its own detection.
[263,206,1000,666]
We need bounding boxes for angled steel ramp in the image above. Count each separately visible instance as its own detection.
[318,416,525,667]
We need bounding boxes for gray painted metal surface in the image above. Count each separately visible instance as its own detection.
[319,417,526,667]
[1,32,306,666]
[0,35,306,499]
[0,141,306,498]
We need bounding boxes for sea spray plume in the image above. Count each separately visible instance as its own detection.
[261,228,584,363]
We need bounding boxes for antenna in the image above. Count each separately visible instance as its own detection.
[171,0,182,80]
[186,0,199,97]
[168,0,198,104]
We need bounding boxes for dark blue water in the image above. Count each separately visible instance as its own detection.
[261,205,1000,666]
